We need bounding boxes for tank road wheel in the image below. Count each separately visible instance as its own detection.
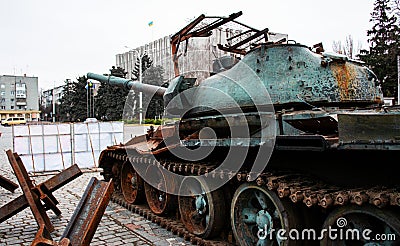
[231,183,301,246]
[120,161,144,204]
[321,205,400,245]
[144,164,176,215]
[178,176,226,239]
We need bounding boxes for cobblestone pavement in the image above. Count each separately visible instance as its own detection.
[0,125,190,246]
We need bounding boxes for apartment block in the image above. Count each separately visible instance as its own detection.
[0,74,40,121]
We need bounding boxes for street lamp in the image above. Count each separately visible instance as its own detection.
[126,47,145,124]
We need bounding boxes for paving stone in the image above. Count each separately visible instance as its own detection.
[122,237,141,243]
[0,126,192,245]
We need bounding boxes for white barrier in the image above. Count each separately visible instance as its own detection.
[12,122,124,172]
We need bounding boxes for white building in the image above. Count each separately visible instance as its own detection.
[41,85,64,109]
[117,27,288,85]
[116,28,243,84]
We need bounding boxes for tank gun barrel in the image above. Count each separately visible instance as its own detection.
[87,72,166,97]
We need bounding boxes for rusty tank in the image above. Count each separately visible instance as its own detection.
[87,17,400,246]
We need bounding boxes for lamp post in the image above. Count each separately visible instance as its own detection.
[126,48,144,125]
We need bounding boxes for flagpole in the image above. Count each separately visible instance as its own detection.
[86,81,89,118]
[139,52,143,125]
[92,85,95,118]
[89,83,90,118]
[52,82,55,122]
[397,55,400,105]
[90,86,92,118]
[148,20,154,43]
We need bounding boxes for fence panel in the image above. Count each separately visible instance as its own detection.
[13,122,124,172]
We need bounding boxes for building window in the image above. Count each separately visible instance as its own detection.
[1,106,5,109]
[0,84,5,89]
[11,98,14,102]
[1,91,4,96]
[16,83,26,98]
[11,106,14,109]
[11,91,15,95]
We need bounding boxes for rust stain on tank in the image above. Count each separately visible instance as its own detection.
[331,63,356,101]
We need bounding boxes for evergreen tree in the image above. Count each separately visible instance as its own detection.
[58,76,88,122]
[141,65,165,119]
[130,54,154,120]
[391,0,400,21]
[131,53,153,80]
[93,55,159,122]
[359,0,400,97]
[94,66,129,121]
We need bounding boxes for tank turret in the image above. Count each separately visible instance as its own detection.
[89,43,383,120]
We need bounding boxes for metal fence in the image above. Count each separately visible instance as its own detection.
[12,122,124,172]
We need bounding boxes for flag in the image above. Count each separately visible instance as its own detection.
[148,21,154,27]
[85,81,93,90]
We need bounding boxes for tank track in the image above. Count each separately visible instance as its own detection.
[104,150,400,245]
[112,193,231,245]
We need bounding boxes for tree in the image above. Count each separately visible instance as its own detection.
[93,57,162,122]
[131,53,153,80]
[58,76,88,122]
[359,0,400,97]
[141,65,165,119]
[391,0,400,21]
[94,66,129,121]
[130,54,154,120]
[332,40,344,55]
[332,35,362,59]
[41,104,59,121]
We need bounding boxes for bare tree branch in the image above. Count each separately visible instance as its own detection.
[332,40,343,54]
[344,35,354,59]
[332,35,361,59]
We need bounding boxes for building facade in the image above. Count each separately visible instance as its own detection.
[116,28,242,84]
[40,85,64,121]
[41,85,64,108]
[116,29,288,84]
[0,75,40,121]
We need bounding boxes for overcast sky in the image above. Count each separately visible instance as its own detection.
[0,0,375,90]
